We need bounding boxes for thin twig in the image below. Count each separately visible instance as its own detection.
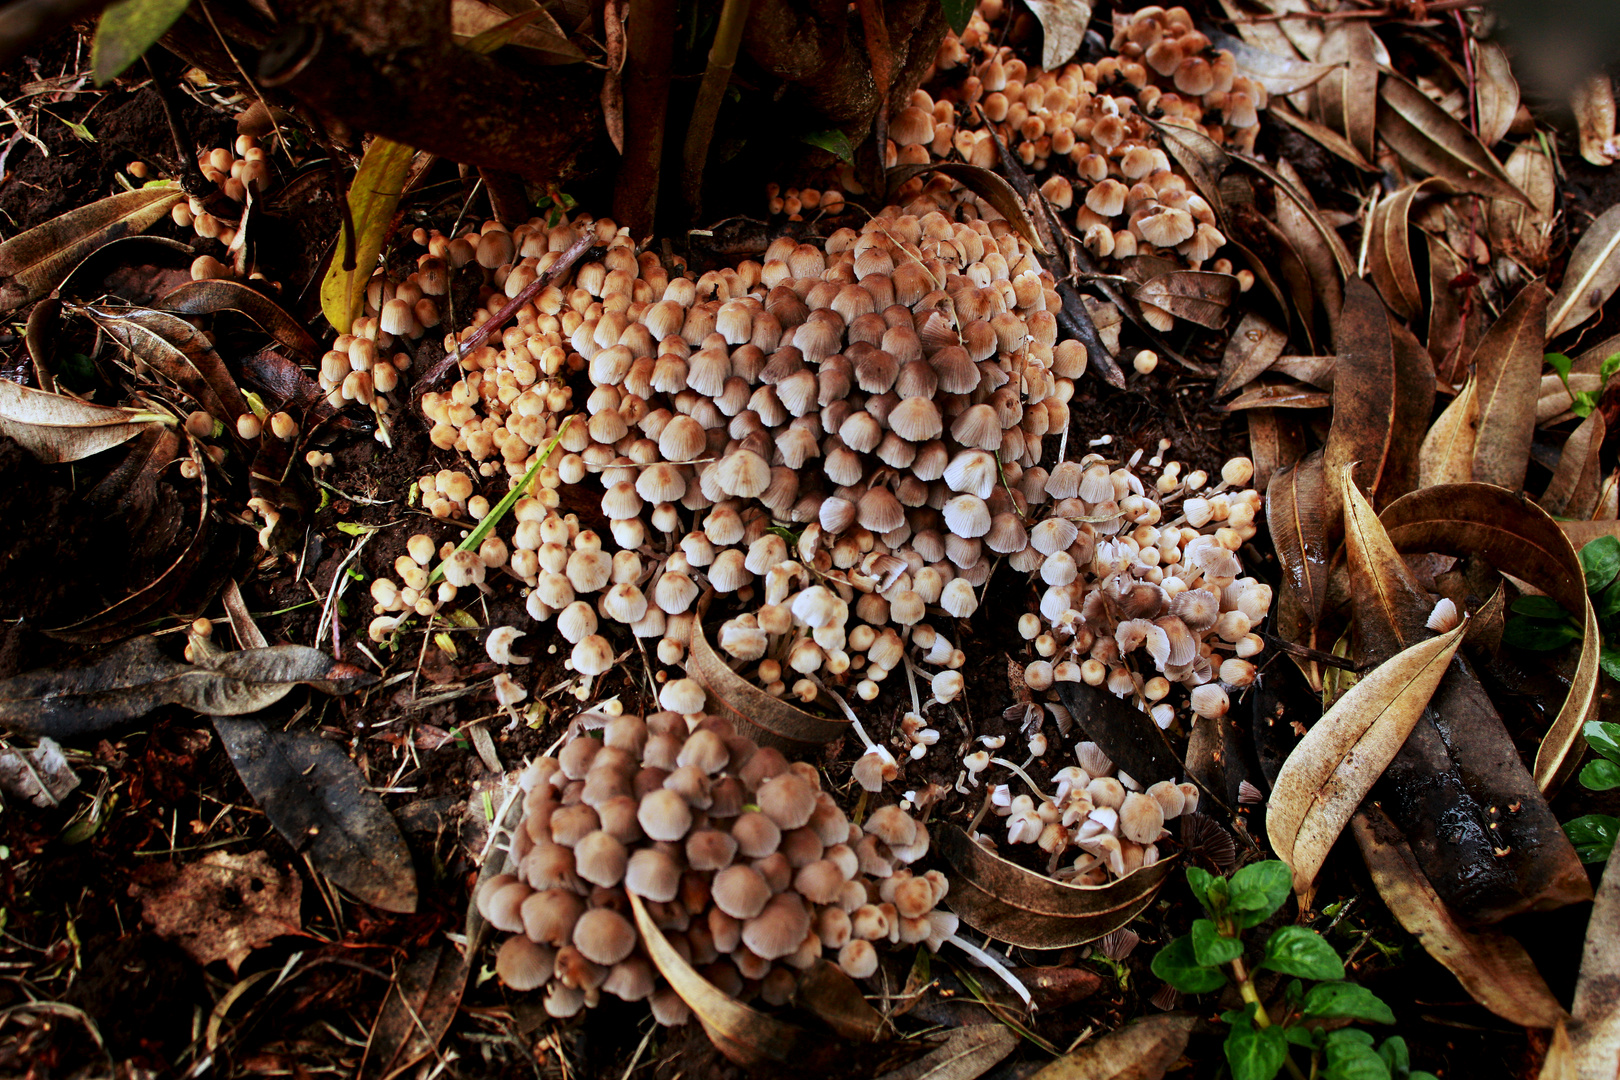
[679,0,751,222]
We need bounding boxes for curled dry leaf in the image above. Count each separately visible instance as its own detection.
[1471,279,1548,492]
[886,162,1046,255]
[1028,1014,1196,1080]
[0,378,169,464]
[1351,805,1570,1029]
[74,303,251,429]
[1568,840,1620,1076]
[1267,451,1330,625]
[1471,39,1520,149]
[0,736,79,807]
[1054,680,1184,790]
[1549,204,1620,341]
[1021,0,1092,71]
[873,1024,1017,1080]
[936,823,1175,949]
[1380,484,1599,794]
[1376,73,1527,204]
[1270,354,1336,388]
[321,137,416,335]
[629,892,807,1065]
[1316,20,1378,162]
[1491,143,1557,270]
[1572,74,1618,168]
[1541,410,1607,519]
[0,184,183,312]
[1130,271,1236,329]
[1268,103,1374,172]
[1138,117,1229,227]
[1264,158,1352,333]
[160,279,321,362]
[1217,312,1287,397]
[214,717,418,914]
[1221,381,1330,411]
[1206,28,1336,95]
[1247,407,1305,492]
[1418,376,1479,488]
[0,636,377,739]
[1367,178,1450,322]
[687,610,848,752]
[1269,615,1467,901]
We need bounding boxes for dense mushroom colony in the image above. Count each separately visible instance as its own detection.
[478,702,953,1022]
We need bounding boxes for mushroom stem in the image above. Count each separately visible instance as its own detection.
[902,655,923,719]
[816,677,877,752]
[945,934,1035,1011]
[989,756,1047,802]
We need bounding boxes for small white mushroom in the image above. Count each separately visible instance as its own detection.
[486,626,532,665]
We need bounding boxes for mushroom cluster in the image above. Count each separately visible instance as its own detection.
[478,699,954,1022]
[982,739,1199,883]
[171,136,276,282]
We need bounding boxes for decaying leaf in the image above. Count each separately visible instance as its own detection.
[1573,74,1618,168]
[1247,407,1304,491]
[1568,840,1620,1076]
[1267,452,1330,624]
[1270,354,1336,388]
[1351,805,1569,1029]
[886,163,1046,255]
[1471,39,1520,149]
[873,1023,1018,1080]
[936,823,1175,949]
[1130,271,1236,328]
[1029,1014,1196,1080]
[1542,410,1607,519]
[1426,227,1483,382]
[1418,376,1479,488]
[0,636,377,739]
[1266,158,1352,333]
[450,0,584,60]
[74,303,251,428]
[1491,143,1557,269]
[1021,0,1092,71]
[796,959,887,1042]
[0,185,183,312]
[1323,279,1398,508]
[359,943,471,1080]
[0,379,169,464]
[1316,20,1378,162]
[1367,178,1450,321]
[1206,28,1336,95]
[160,278,321,361]
[1267,610,1466,900]
[1549,204,1620,341]
[1380,485,1599,794]
[1376,73,1527,204]
[1471,279,1548,492]
[129,850,302,973]
[0,736,79,807]
[630,892,808,1065]
[321,138,416,335]
[1218,313,1288,396]
[1221,382,1330,411]
[1055,680,1184,790]
[688,610,848,752]
[214,717,418,914]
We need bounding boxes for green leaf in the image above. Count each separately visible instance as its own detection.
[1602,647,1620,683]
[1260,926,1345,981]
[799,129,855,166]
[1573,390,1602,418]
[1582,537,1620,592]
[1303,982,1396,1024]
[1323,1030,1391,1080]
[941,0,975,34]
[1285,1026,1320,1048]
[92,0,192,85]
[1151,934,1228,994]
[1192,918,1244,966]
[1546,352,1574,380]
[1598,578,1620,621]
[1502,615,1583,651]
[1226,1015,1290,1080]
[1228,861,1292,927]
[1586,720,1620,762]
[1565,814,1620,864]
[1379,1036,1411,1077]
[1186,865,1218,911]
[1603,352,1620,381]
[320,137,415,334]
[1580,757,1620,791]
[1511,595,1572,620]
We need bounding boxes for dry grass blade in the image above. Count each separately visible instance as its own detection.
[1572,74,1617,167]
[1376,73,1527,204]
[1268,612,1466,901]
[1379,484,1599,794]
[0,185,183,312]
[687,608,848,752]
[1541,410,1607,519]
[628,892,807,1065]
[1351,805,1569,1029]
[1549,204,1620,340]
[1217,312,1287,397]
[1471,279,1548,491]
[1471,39,1520,148]
[874,1024,1017,1080]
[936,823,1175,949]
[1367,179,1448,321]
[0,378,168,463]
[1418,376,1479,488]
[1267,452,1329,624]
[1029,1014,1195,1080]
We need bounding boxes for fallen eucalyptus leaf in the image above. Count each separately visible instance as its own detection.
[1217,312,1287,396]
[321,138,416,335]
[1267,611,1466,900]
[1266,158,1351,332]
[796,959,886,1042]
[1055,680,1184,790]
[450,0,584,60]
[1568,839,1620,1076]
[1572,74,1617,168]
[1246,407,1304,492]
[1221,382,1331,411]
[1471,279,1547,491]
[214,717,417,913]
[1267,451,1330,624]
[160,278,320,361]
[1367,178,1450,321]
[1549,204,1620,341]
[1021,0,1091,71]
[1351,804,1569,1029]
[887,162,1046,255]
[0,636,376,739]
[1268,102,1375,171]
[1270,355,1336,388]
[1131,270,1236,328]
[1376,73,1527,204]
[1139,117,1229,226]
[1323,279,1400,508]
[1206,28,1336,95]
[630,892,807,1065]
[1418,376,1479,488]
[1491,143,1557,268]
[74,303,251,428]
[874,1023,1017,1080]
[358,943,470,1080]
[687,608,848,752]
[0,378,168,464]
[1029,1013,1196,1080]
[1316,20,1378,161]
[936,822,1174,949]
[1472,39,1520,148]
[1542,410,1607,519]
[0,184,183,312]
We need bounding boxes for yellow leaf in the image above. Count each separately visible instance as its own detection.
[320,138,415,335]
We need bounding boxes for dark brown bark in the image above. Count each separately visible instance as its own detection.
[479,168,531,226]
[610,0,675,237]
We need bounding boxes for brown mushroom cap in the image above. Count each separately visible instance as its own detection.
[865,805,918,849]
[602,956,656,1001]
[638,788,694,842]
[756,773,818,831]
[574,830,629,888]
[624,847,683,902]
[686,828,739,871]
[838,938,879,978]
[891,874,935,920]
[742,891,812,961]
[496,935,555,990]
[731,810,783,858]
[677,728,731,774]
[793,859,848,905]
[712,863,773,919]
[483,879,533,934]
[521,888,586,946]
[572,907,638,966]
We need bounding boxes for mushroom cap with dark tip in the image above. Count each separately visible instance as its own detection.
[742,891,812,961]
[756,773,818,831]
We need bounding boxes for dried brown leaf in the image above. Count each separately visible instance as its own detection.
[795,960,887,1042]
[1569,841,1620,1075]
[1426,228,1480,382]
[1471,279,1548,491]
[0,185,184,312]
[1316,20,1379,161]
[688,609,848,752]
[1029,1014,1196,1080]
[1472,39,1520,149]
[1222,382,1331,410]
[1022,0,1092,70]
[1265,158,1352,331]
[1377,73,1528,204]
[1139,118,1230,227]
[936,823,1174,949]
[1352,805,1570,1029]
[1367,179,1450,321]
[1217,312,1287,396]
[886,163,1046,255]
[1542,410,1607,519]
[1271,355,1337,388]
[1549,204,1620,341]
[1490,143,1557,270]
[1572,74,1617,168]
[1207,28,1336,95]
[1267,451,1330,624]
[1131,270,1236,328]
[160,279,321,362]
[1324,279,1398,507]
[1268,102,1375,172]
[1418,375,1479,488]
[874,1024,1018,1080]
[1247,407,1305,491]
[130,850,301,973]
[75,303,251,428]
[0,379,166,464]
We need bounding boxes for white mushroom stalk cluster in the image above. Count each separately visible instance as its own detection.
[478,696,956,1023]
[1008,451,1269,732]
[980,738,1200,883]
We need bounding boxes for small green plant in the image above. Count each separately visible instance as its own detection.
[1565,719,1620,864]
[1150,861,1434,1080]
[1546,350,1620,419]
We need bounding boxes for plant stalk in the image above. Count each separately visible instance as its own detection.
[1230,957,1309,1080]
[680,0,751,223]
